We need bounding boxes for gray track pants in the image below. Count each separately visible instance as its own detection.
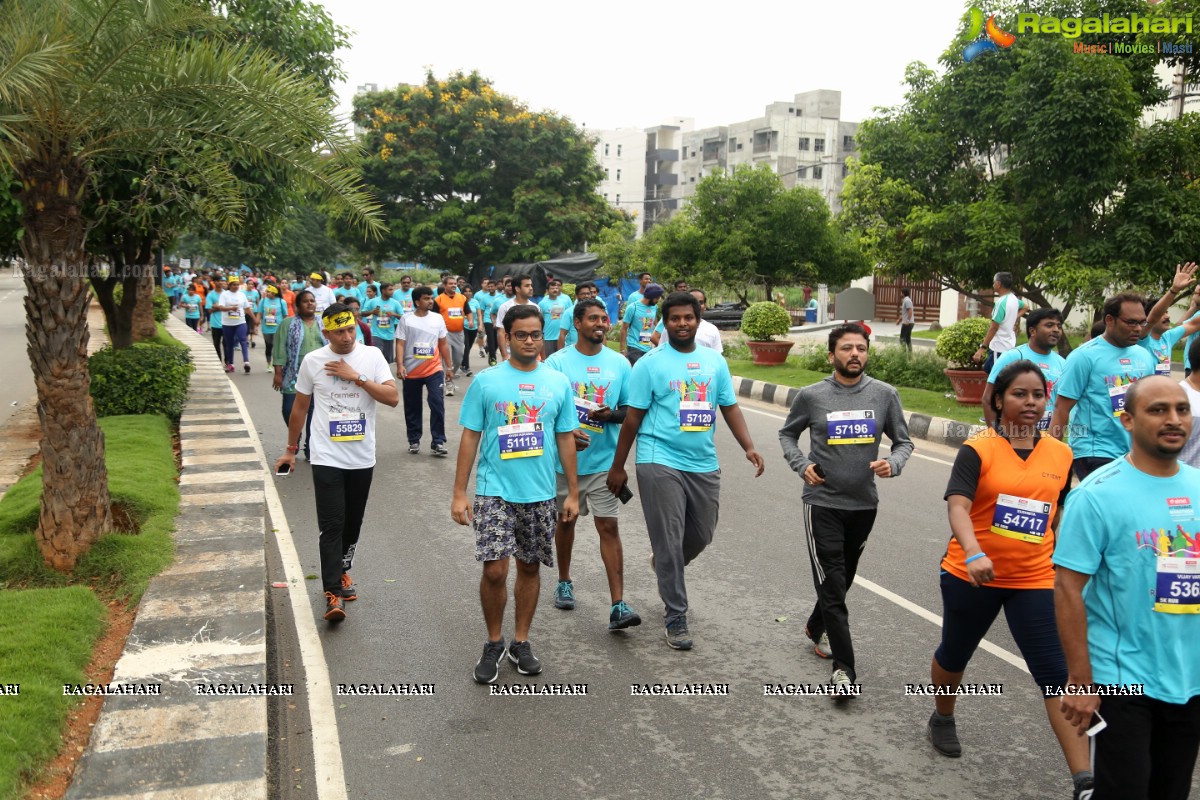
[635,463,721,625]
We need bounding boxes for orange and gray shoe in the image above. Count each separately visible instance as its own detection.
[324,591,346,621]
[339,572,357,601]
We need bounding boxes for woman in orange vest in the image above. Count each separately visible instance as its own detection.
[926,360,1092,797]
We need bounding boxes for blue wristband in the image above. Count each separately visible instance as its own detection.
[965,552,987,564]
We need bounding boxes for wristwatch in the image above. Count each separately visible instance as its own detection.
[355,374,367,387]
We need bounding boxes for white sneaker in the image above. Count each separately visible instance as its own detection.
[446,382,456,397]
[831,668,854,698]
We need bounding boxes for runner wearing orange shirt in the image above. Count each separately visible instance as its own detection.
[435,275,468,397]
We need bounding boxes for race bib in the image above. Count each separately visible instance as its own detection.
[575,398,603,434]
[413,343,435,360]
[551,306,563,320]
[329,411,366,442]
[264,307,278,325]
[990,493,1050,544]
[402,300,413,313]
[448,307,463,318]
[826,410,877,445]
[679,400,714,432]
[1155,556,1200,613]
[639,329,653,343]
[499,422,544,459]
[225,307,243,323]
[1109,383,1130,416]
[377,314,391,329]
[1037,411,1051,432]
[1156,357,1172,377]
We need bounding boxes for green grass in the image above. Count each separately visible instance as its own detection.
[0,415,179,603]
[727,359,985,424]
[0,414,179,797]
[0,587,107,800]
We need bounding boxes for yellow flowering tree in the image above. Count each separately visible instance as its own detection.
[347,70,623,269]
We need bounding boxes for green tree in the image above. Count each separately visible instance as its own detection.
[346,71,623,269]
[0,0,381,570]
[650,166,867,302]
[839,1,1196,324]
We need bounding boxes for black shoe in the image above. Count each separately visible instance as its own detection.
[473,639,506,684]
[323,591,346,622]
[1073,777,1094,800]
[927,712,961,757]
[463,368,473,377]
[251,340,256,348]
[431,443,449,457]
[507,639,542,675]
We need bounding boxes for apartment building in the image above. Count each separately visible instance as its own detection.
[592,118,693,236]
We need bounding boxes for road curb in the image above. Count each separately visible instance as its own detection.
[732,374,983,450]
[67,315,270,800]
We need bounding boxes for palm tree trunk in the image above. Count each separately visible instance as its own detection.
[19,156,113,571]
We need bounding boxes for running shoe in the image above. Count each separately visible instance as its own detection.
[665,617,692,650]
[408,443,420,455]
[339,572,357,601]
[554,580,575,610]
[224,364,235,373]
[446,382,456,397]
[478,348,486,358]
[243,363,251,373]
[831,668,854,699]
[250,340,256,348]
[488,358,496,366]
[608,600,641,630]
[431,443,449,457]
[463,369,473,377]
[927,711,962,757]
[806,624,832,659]
[1073,777,1094,800]
[323,591,346,622]
[473,638,506,684]
[507,640,542,675]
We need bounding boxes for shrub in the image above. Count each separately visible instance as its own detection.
[792,343,951,391]
[152,288,170,322]
[935,317,991,369]
[561,283,576,299]
[89,342,193,421]
[740,302,792,341]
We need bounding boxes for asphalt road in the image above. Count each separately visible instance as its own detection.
[0,270,36,425]
[207,320,1197,800]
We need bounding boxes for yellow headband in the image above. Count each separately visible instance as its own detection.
[310,272,324,281]
[323,311,356,331]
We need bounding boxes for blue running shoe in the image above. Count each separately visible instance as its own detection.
[608,600,642,630]
[665,617,692,650]
[554,580,575,610]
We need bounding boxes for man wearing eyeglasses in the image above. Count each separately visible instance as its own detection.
[1050,292,1157,481]
[452,305,580,684]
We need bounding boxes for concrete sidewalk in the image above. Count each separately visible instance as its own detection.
[66,315,271,800]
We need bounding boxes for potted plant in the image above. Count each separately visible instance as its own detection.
[935,317,991,405]
[741,301,794,365]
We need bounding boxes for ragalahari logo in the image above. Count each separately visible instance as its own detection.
[963,7,1017,61]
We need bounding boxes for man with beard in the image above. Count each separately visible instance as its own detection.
[607,292,765,650]
[777,323,913,696]
[1055,376,1200,800]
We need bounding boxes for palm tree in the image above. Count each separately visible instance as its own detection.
[0,0,382,569]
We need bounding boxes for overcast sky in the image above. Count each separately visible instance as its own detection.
[318,0,970,133]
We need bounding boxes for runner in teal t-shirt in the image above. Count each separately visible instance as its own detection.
[1052,297,1156,475]
[453,305,580,684]
[181,287,202,331]
[620,286,662,364]
[605,291,764,650]
[538,280,573,357]
[984,308,1066,430]
[256,287,289,371]
[543,297,640,630]
[1054,377,1200,797]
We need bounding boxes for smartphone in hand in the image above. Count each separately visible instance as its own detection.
[275,463,292,477]
[617,484,633,504]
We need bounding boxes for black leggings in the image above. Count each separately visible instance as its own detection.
[462,328,478,370]
[312,464,375,594]
[484,322,497,361]
[263,331,276,364]
[211,327,222,357]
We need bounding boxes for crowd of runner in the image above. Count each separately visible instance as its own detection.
[166,260,1200,800]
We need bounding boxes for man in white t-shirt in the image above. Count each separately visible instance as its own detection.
[495,275,538,360]
[274,303,398,622]
[398,286,454,456]
[308,271,338,315]
[215,274,257,373]
[973,272,1025,373]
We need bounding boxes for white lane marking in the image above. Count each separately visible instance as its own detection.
[224,374,349,800]
[739,401,1031,675]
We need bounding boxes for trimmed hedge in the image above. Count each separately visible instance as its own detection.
[89,341,193,421]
